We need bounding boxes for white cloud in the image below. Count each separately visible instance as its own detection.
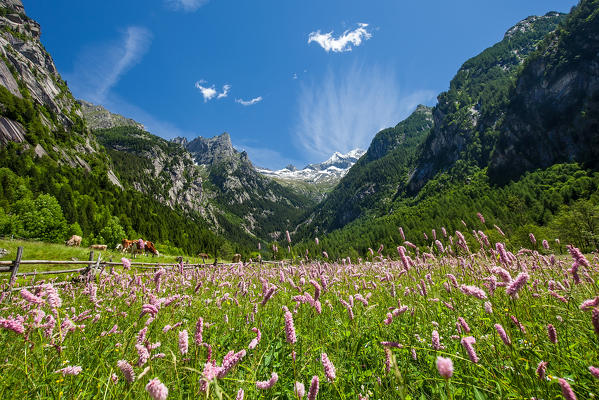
[66,26,152,104]
[235,96,263,106]
[295,64,436,161]
[195,81,230,102]
[217,84,231,99]
[308,23,372,53]
[165,0,209,12]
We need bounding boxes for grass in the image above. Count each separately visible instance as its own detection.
[0,238,217,273]
[0,230,598,399]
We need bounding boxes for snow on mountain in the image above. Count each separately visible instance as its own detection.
[258,149,365,185]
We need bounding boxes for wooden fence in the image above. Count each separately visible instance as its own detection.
[0,246,281,294]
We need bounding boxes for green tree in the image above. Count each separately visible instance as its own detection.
[98,216,126,249]
[13,194,67,241]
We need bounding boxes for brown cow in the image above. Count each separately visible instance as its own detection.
[120,239,135,253]
[232,253,242,263]
[145,241,159,256]
[66,235,82,246]
[90,244,107,251]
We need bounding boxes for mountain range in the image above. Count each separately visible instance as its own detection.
[257,149,364,200]
[0,0,598,258]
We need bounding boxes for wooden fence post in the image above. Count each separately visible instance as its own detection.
[5,246,23,300]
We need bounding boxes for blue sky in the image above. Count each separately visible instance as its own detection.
[25,0,577,169]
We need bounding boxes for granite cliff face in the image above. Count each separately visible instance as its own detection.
[0,0,80,131]
[181,133,237,166]
[407,12,566,192]
[489,2,599,183]
[0,0,116,176]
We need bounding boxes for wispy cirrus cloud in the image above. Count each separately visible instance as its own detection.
[308,23,372,53]
[195,81,230,102]
[235,96,263,106]
[165,0,209,12]
[295,64,436,161]
[66,26,152,104]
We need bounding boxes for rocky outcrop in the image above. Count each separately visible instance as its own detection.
[489,3,599,184]
[78,100,145,131]
[183,133,237,166]
[0,115,24,144]
[0,0,81,128]
[0,58,20,97]
[407,12,565,193]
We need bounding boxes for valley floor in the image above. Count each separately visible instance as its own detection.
[0,233,597,399]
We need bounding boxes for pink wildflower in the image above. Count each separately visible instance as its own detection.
[505,272,529,296]
[249,327,261,349]
[136,344,150,366]
[295,381,306,398]
[436,356,453,379]
[580,297,599,311]
[195,317,204,345]
[236,388,245,400]
[55,366,82,376]
[122,258,131,270]
[592,308,599,336]
[460,336,479,363]
[179,330,189,355]
[321,353,336,382]
[589,366,599,379]
[494,324,511,346]
[307,376,319,400]
[384,347,392,373]
[218,350,246,378]
[20,289,44,305]
[536,361,548,380]
[431,330,442,350]
[0,316,24,334]
[117,360,136,383]
[256,372,278,390]
[558,378,577,400]
[141,304,159,318]
[380,341,403,348]
[547,324,557,344]
[458,317,471,333]
[283,307,297,344]
[460,284,487,300]
[145,377,168,400]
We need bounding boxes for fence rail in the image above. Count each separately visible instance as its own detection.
[0,247,281,295]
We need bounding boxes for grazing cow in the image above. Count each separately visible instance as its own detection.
[145,241,159,256]
[129,239,159,257]
[66,235,82,246]
[120,239,135,253]
[197,252,209,263]
[232,253,242,263]
[90,244,107,251]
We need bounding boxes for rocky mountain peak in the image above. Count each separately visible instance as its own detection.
[504,12,565,40]
[77,100,145,131]
[180,132,237,166]
[306,149,365,171]
[171,136,188,147]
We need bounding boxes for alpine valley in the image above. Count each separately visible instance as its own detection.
[0,0,598,261]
